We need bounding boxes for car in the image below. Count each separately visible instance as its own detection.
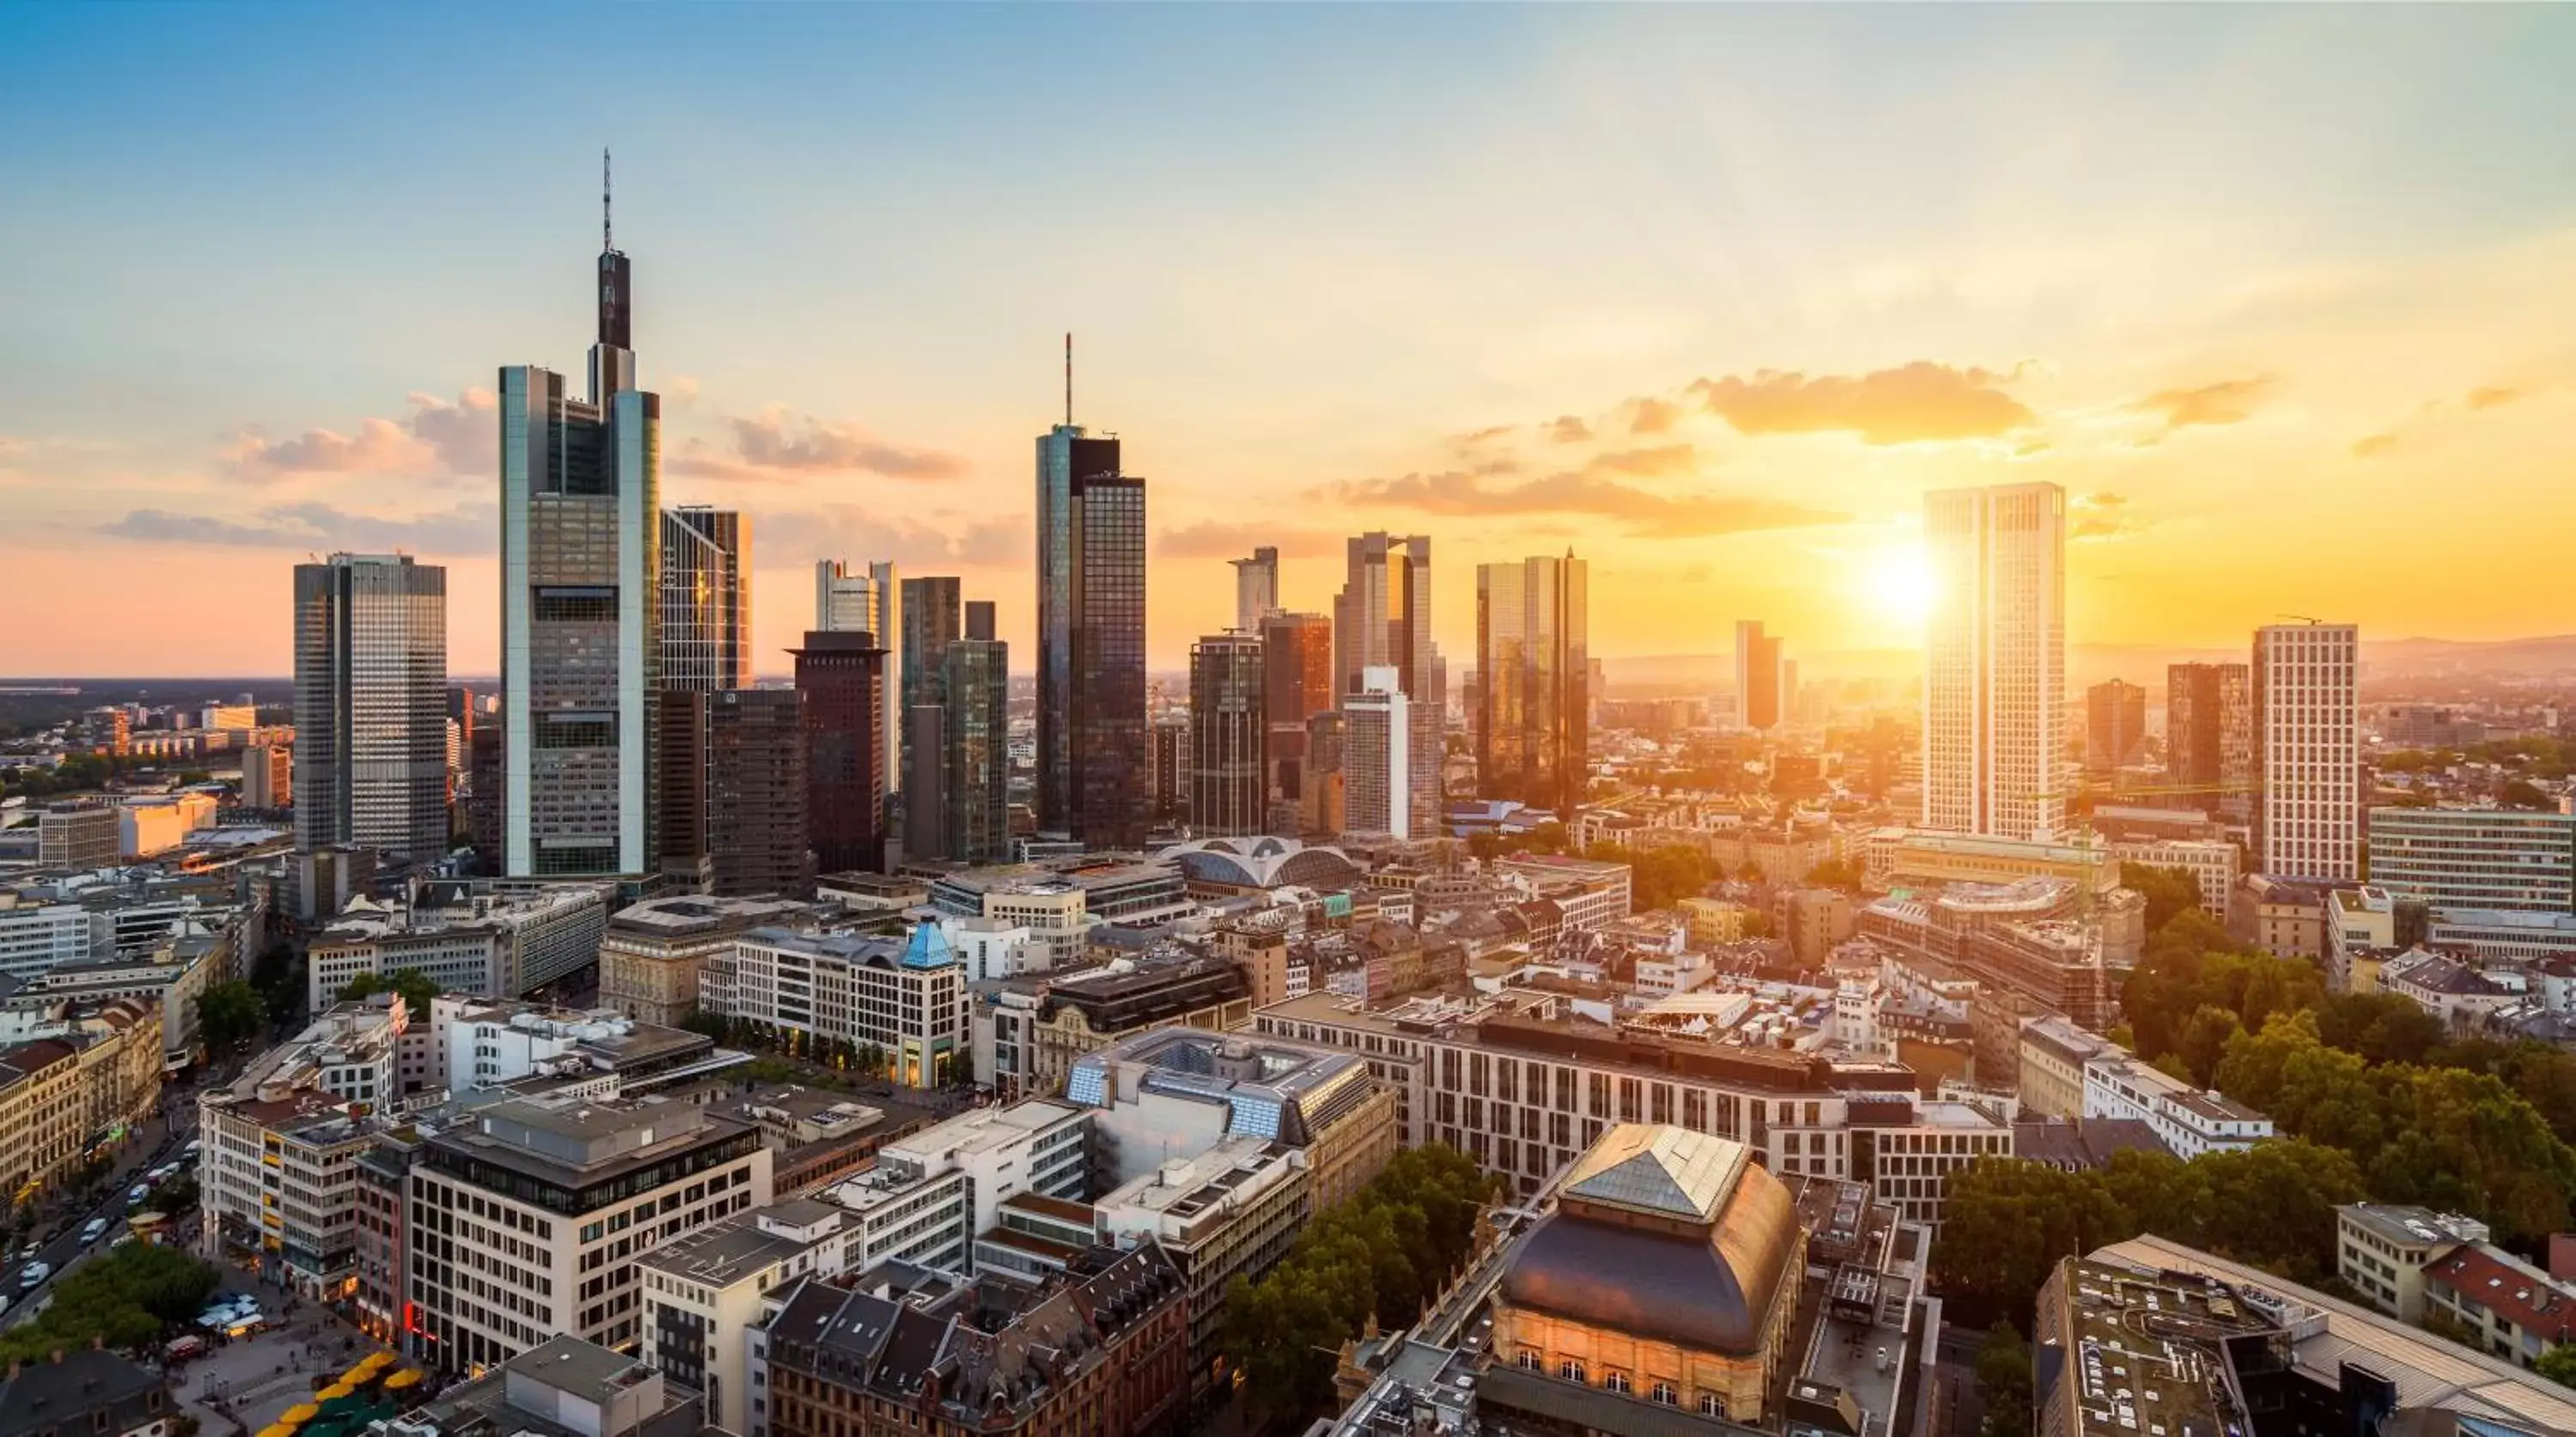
[20,1262,49,1289]
[182,1141,201,1158]
[126,1185,149,1206]
[80,1219,107,1244]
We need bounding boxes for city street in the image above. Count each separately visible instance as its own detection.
[1,1082,199,1331]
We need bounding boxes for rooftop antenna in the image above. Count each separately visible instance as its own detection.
[1065,331,1073,427]
[602,147,613,252]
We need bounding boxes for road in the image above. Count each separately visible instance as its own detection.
[3,1080,202,1329]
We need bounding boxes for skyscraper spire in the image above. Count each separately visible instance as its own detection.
[1064,331,1073,427]
[590,149,635,399]
[603,146,613,252]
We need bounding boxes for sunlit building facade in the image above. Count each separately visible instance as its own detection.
[1477,552,1589,822]
[1923,482,2066,842]
[294,552,449,861]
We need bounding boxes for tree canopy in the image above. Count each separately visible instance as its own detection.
[340,967,443,1017]
[196,979,268,1056]
[0,1242,219,1361]
[2119,862,2209,933]
[1585,842,1718,910]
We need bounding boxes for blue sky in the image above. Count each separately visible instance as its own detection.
[4,5,2573,675]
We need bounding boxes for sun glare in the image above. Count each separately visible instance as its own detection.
[1862,546,1935,638]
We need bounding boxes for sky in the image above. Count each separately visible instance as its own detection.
[3,5,2573,679]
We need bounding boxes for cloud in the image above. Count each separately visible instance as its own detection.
[2350,432,2402,460]
[1627,397,1680,435]
[756,506,1027,567]
[2348,381,2535,460]
[669,409,967,483]
[1689,362,2036,445]
[1317,464,1844,539]
[1589,444,1698,478]
[99,501,494,553]
[2127,375,2277,436]
[2466,385,2526,411]
[227,389,496,481]
[1545,415,1593,444]
[2069,489,2144,541]
[1157,522,1341,561]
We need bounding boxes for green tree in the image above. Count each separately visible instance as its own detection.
[1975,1322,2034,1437]
[2537,1344,2576,1390]
[197,980,268,1056]
[2121,862,2209,932]
[340,967,442,1017]
[2313,992,2446,1066]
[2501,778,2555,811]
[0,1242,219,1361]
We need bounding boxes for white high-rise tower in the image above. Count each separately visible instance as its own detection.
[1922,482,2066,841]
[2255,622,2360,879]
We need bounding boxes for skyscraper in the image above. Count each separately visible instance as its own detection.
[1345,668,1412,840]
[793,631,888,875]
[1188,632,1267,838]
[814,559,901,809]
[1333,533,1442,836]
[293,553,447,860]
[1035,397,1148,849]
[939,602,1011,865]
[1303,711,1347,835]
[1149,713,1188,824]
[899,575,963,837]
[1476,553,1589,822]
[705,688,811,898]
[1734,620,1783,733]
[660,506,752,693]
[2086,679,2148,776]
[1922,482,2066,842]
[1231,547,1279,634]
[1260,612,1334,819]
[499,172,660,878]
[2255,622,2360,880]
[2166,662,2253,822]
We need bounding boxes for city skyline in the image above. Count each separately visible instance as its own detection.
[7,7,2575,676]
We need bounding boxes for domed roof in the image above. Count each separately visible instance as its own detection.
[1502,1125,1800,1356]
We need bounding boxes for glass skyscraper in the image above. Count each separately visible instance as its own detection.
[1476,553,1589,822]
[1035,421,1147,847]
[1334,532,1443,837]
[1188,630,1267,837]
[293,553,448,861]
[660,506,751,693]
[941,602,1010,865]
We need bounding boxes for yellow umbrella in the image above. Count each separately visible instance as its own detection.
[258,1426,297,1437]
[282,1405,320,1424]
[382,1370,423,1391]
[317,1384,355,1401]
[353,1351,395,1373]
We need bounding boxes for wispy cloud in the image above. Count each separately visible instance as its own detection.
[1626,397,1680,435]
[226,388,495,481]
[1157,521,1341,561]
[2127,375,2276,438]
[754,505,1026,567]
[2466,385,2527,411]
[669,409,966,483]
[2069,489,2145,542]
[2350,381,2537,460]
[100,501,494,553]
[1688,361,2036,445]
[1316,458,1844,539]
[1544,415,1593,444]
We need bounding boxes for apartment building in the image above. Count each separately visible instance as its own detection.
[398,1095,773,1373]
[639,1198,857,1436]
[2108,838,2239,916]
[2336,1204,2487,1323]
[599,894,818,1027]
[2081,1053,2272,1159]
[2015,1016,2113,1119]
[701,921,968,1088]
[2423,1242,2576,1368]
[1493,854,1632,932]
[0,1038,85,1204]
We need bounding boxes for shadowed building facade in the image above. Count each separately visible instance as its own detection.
[1036,419,1149,848]
[793,631,888,875]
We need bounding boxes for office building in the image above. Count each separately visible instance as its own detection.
[38,803,118,871]
[395,1095,772,1371]
[2366,806,2575,914]
[939,602,1012,865]
[1232,545,1279,633]
[241,742,291,809]
[598,894,817,1027]
[1149,712,1188,823]
[1495,1125,1805,1423]
[1261,612,1334,816]
[294,552,448,861]
[655,691,710,887]
[793,631,888,874]
[1067,1027,1398,1210]
[815,559,900,807]
[1036,415,1149,848]
[1188,631,1267,837]
[1478,554,1589,822]
[701,921,969,1088]
[1334,532,1443,836]
[1923,482,2066,841]
[658,506,750,694]
[306,881,608,1009]
[636,1200,860,1435]
[2086,678,2146,775]
[706,688,811,898]
[2255,622,2360,880]
[499,189,660,879]
[1735,620,1783,733]
[897,575,963,840]
[2165,661,2253,820]
[1344,667,1411,840]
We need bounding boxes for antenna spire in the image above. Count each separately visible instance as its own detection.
[602,147,613,252]
[1064,331,1073,427]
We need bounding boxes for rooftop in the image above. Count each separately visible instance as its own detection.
[1558,1123,1748,1224]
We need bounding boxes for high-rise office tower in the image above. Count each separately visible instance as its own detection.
[1260,612,1334,815]
[656,691,710,888]
[293,553,448,861]
[2166,662,2253,822]
[814,559,901,809]
[1922,482,2066,841]
[1188,632,1267,838]
[1477,554,1589,822]
[498,170,660,878]
[660,506,752,693]
[1303,711,1347,834]
[2254,622,2360,880]
[2086,679,2148,776]
[1149,713,1188,822]
[242,743,292,810]
[705,688,811,898]
[1734,621,1783,733]
[940,602,1011,865]
[1035,385,1149,848]
[1333,533,1442,836]
[447,685,477,755]
[1344,668,1412,840]
[793,631,889,874]
[899,576,964,839]
[1231,547,1279,634]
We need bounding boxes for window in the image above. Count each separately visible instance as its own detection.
[1518,1351,1540,1371]
[1604,1371,1631,1396]
[1560,1360,1586,1383]
[1650,1382,1678,1406]
[1700,1394,1722,1416]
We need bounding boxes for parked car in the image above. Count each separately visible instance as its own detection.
[126,1185,149,1207]
[80,1218,107,1244]
[21,1261,50,1289]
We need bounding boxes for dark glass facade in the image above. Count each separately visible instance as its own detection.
[293,553,449,860]
[707,688,811,897]
[1260,611,1334,807]
[659,506,750,693]
[1035,427,1130,837]
[1476,554,1589,822]
[793,631,888,874]
[1188,632,1267,837]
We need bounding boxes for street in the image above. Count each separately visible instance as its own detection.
[2,1082,199,1331]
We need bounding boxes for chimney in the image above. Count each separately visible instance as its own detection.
[2549,1234,2576,1284]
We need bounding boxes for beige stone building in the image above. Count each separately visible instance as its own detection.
[598,894,817,1026]
[0,1038,86,1206]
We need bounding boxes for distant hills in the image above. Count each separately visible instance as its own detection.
[1603,634,2576,695]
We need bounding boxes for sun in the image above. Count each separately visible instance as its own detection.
[1861,545,1935,636]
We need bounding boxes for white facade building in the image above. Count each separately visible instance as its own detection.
[701,922,968,1088]
[0,897,102,983]
[815,1098,1090,1276]
[2366,807,2576,915]
[2254,622,2360,881]
[2082,1053,2274,1160]
[1343,666,1411,840]
[1923,482,2065,842]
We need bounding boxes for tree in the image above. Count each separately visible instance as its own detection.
[1804,858,1865,894]
[2313,992,2445,1067]
[2537,1343,2576,1390]
[0,1242,218,1361]
[341,967,442,1018]
[197,980,267,1056]
[2501,778,2555,811]
[2121,862,2208,932]
[1975,1322,2034,1437]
